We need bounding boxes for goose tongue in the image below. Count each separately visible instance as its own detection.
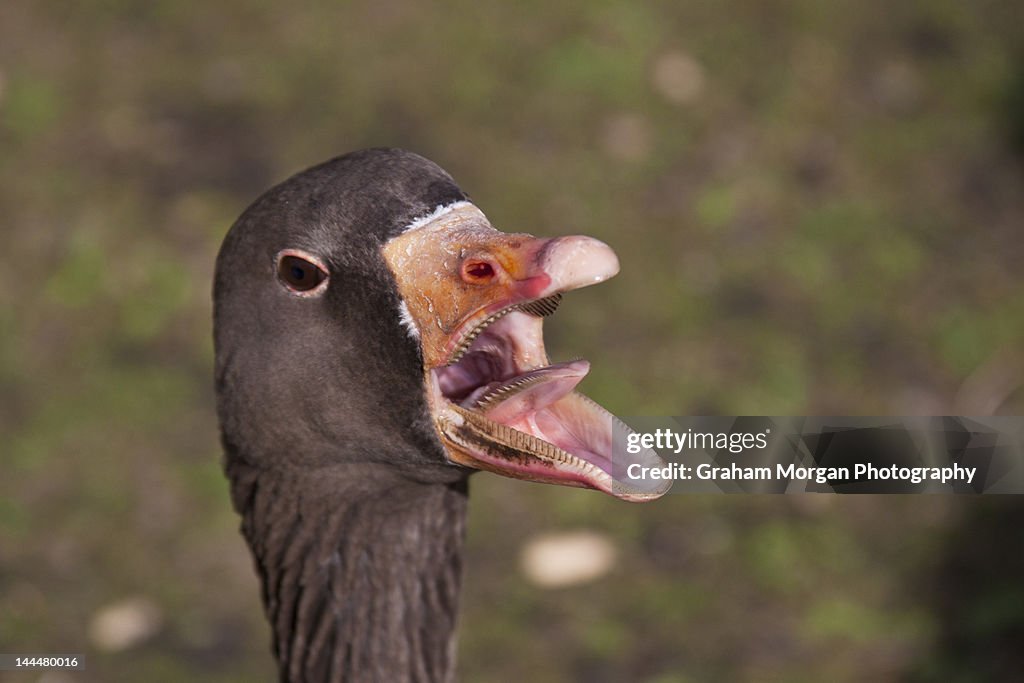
[428,307,669,500]
[464,360,590,421]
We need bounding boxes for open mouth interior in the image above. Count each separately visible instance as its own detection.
[429,295,670,501]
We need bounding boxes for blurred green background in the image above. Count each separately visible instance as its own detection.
[2,1,1023,681]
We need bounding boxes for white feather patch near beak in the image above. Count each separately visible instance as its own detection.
[397,299,420,340]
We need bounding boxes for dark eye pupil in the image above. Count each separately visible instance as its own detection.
[278,255,326,292]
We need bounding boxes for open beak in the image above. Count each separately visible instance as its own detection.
[383,203,669,501]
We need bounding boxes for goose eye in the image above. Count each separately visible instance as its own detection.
[278,254,327,293]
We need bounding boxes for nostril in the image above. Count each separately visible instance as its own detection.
[463,260,495,282]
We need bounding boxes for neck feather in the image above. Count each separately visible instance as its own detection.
[228,460,468,683]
